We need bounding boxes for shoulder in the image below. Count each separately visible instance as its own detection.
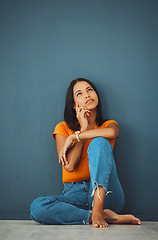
[55,121,69,129]
[100,120,119,128]
[52,121,73,140]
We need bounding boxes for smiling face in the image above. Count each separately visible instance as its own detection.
[73,81,99,110]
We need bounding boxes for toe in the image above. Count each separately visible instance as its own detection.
[131,217,141,225]
[99,222,108,228]
[93,223,99,228]
[137,219,141,225]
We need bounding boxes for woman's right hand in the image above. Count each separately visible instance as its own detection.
[75,103,90,131]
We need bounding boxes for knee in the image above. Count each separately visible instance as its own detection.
[30,196,56,224]
[88,137,112,154]
[30,197,44,223]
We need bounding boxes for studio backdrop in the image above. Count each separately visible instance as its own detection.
[0,0,158,220]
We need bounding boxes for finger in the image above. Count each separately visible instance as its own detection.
[83,109,91,113]
[77,109,89,117]
[59,153,65,166]
[80,108,90,116]
[76,104,89,111]
[82,107,91,111]
[79,107,90,113]
[63,148,68,164]
[61,150,68,166]
[76,104,82,115]
[59,156,64,165]
[76,103,79,112]
[84,112,89,117]
[59,153,62,163]
[63,153,67,165]
[77,107,82,113]
[61,157,65,166]
[76,106,90,118]
[63,150,66,161]
[64,154,69,165]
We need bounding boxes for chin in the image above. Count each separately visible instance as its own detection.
[84,101,98,110]
[87,105,98,111]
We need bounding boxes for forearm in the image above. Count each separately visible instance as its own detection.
[63,127,117,172]
[77,127,117,140]
[64,127,115,172]
[63,135,84,172]
[64,139,84,172]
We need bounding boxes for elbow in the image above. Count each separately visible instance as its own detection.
[67,168,75,173]
[64,164,75,172]
[111,128,119,139]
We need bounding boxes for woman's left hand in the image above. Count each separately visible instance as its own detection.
[59,135,75,165]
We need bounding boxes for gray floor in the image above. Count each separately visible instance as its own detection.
[0,220,158,240]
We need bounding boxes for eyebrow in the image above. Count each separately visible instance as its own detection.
[75,90,81,95]
[75,86,92,95]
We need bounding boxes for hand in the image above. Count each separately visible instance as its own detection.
[75,103,90,131]
[58,135,75,166]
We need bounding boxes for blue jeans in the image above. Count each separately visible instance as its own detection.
[30,137,125,225]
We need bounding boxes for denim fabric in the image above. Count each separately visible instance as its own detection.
[30,137,125,225]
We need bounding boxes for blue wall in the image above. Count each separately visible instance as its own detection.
[0,0,158,220]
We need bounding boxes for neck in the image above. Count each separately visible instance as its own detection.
[87,108,97,129]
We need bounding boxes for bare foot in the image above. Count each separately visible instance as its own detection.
[91,210,109,228]
[103,209,141,225]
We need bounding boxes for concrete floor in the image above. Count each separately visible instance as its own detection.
[0,220,158,240]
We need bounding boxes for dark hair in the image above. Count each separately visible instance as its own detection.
[64,78,107,131]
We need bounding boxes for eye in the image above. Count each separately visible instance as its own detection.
[76,92,82,96]
[87,88,93,91]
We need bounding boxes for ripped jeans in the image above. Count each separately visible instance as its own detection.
[30,137,125,225]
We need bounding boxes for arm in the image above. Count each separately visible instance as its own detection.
[57,122,119,172]
[56,103,90,172]
[71,122,119,141]
[55,134,85,172]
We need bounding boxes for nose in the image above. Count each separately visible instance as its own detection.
[85,92,90,98]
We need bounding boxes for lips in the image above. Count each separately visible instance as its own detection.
[86,99,94,104]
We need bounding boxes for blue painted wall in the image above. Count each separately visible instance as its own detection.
[0,0,158,220]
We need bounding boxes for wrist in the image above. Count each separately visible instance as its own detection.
[75,131,81,142]
[70,134,77,141]
[80,127,87,132]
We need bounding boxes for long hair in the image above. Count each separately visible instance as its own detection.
[64,78,107,131]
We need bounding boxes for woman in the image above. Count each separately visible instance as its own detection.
[30,78,141,228]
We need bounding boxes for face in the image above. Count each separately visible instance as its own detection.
[73,81,99,110]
